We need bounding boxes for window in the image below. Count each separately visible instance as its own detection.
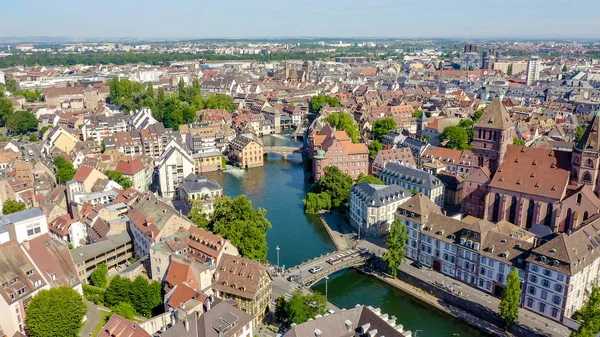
[531,264,539,272]
[541,290,548,300]
[481,256,487,264]
[480,267,486,275]
[542,279,550,288]
[557,274,564,282]
[555,284,563,293]
[527,298,534,308]
[553,296,561,305]
[530,275,537,283]
[551,307,559,318]
[528,286,536,295]
[26,222,42,237]
[543,269,551,277]
[499,263,505,273]
[488,259,494,267]
[538,302,546,313]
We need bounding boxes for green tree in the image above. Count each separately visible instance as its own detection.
[105,276,132,308]
[562,64,568,72]
[302,192,332,214]
[372,118,397,141]
[310,95,340,113]
[324,112,360,143]
[507,64,513,76]
[2,199,26,214]
[54,156,76,184]
[188,201,210,229]
[412,110,431,118]
[6,111,38,135]
[368,140,383,159]
[356,173,384,185]
[0,97,14,125]
[439,125,470,150]
[29,133,39,142]
[286,290,327,324]
[112,302,136,319]
[25,286,87,337]
[130,276,162,317]
[314,166,354,208]
[499,269,521,329]
[105,170,133,190]
[472,109,484,122]
[572,286,600,337]
[5,77,17,94]
[458,119,474,144]
[382,219,408,278]
[575,126,586,142]
[90,263,108,288]
[204,94,234,112]
[513,137,525,146]
[275,296,289,325]
[39,125,50,137]
[210,195,272,261]
[221,156,227,168]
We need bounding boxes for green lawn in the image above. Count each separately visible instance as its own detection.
[92,310,113,337]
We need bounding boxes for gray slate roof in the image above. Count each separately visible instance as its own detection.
[351,182,408,207]
[380,162,442,190]
[181,173,222,194]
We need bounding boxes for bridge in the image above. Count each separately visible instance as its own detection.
[263,145,303,157]
[271,248,373,300]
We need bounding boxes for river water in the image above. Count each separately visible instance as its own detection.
[204,134,482,337]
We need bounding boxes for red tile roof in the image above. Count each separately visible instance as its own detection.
[115,158,145,175]
[73,166,94,183]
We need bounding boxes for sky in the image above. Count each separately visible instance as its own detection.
[1,0,599,39]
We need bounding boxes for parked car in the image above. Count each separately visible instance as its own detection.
[411,261,424,269]
[309,266,323,274]
[287,274,300,282]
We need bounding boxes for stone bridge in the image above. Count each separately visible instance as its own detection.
[263,145,303,157]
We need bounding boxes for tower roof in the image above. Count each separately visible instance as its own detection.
[417,111,428,122]
[475,99,513,130]
[575,110,600,153]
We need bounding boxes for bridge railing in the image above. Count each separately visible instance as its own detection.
[298,254,372,287]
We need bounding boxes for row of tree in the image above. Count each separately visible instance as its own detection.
[188,195,271,262]
[323,111,359,143]
[107,78,234,130]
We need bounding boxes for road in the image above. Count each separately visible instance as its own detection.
[80,301,101,337]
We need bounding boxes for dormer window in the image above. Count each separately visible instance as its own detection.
[26,269,34,276]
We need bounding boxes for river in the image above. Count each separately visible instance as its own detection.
[204,134,482,337]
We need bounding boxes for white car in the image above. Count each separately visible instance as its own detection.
[309,266,323,274]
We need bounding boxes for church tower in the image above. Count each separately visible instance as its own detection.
[572,110,600,196]
[471,99,515,174]
[416,111,428,138]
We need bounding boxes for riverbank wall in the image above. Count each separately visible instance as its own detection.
[359,267,552,337]
[317,213,349,251]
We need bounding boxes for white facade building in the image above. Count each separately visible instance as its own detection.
[380,162,445,207]
[158,140,194,199]
[0,208,48,244]
[526,55,541,85]
[349,182,409,236]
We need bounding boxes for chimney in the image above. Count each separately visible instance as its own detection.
[345,320,352,332]
[22,240,30,250]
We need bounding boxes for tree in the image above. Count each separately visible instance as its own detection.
[372,118,397,141]
[25,286,87,337]
[188,201,210,228]
[275,296,289,325]
[5,77,17,94]
[382,219,408,278]
[2,199,26,214]
[575,126,586,142]
[562,64,568,72]
[54,156,76,184]
[0,97,14,125]
[458,119,474,144]
[29,133,38,142]
[412,110,431,118]
[314,166,354,208]
[105,276,132,308]
[39,125,50,137]
[356,173,384,185]
[439,125,470,150]
[303,192,332,214]
[286,290,327,324]
[210,195,272,261]
[112,302,136,320]
[221,156,227,168]
[499,269,521,329]
[572,286,600,337]
[507,64,513,76]
[204,94,234,112]
[368,140,383,159]
[105,170,132,190]
[310,95,340,113]
[324,112,360,143]
[6,111,38,135]
[130,276,162,317]
[472,109,483,122]
[90,263,108,288]
[513,137,525,146]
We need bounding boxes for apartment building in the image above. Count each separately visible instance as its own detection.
[0,208,48,244]
[229,135,264,169]
[158,140,194,199]
[308,124,369,180]
[212,254,272,326]
[380,162,445,207]
[349,182,410,236]
[115,158,150,192]
[179,174,223,214]
[103,124,179,160]
[82,114,129,143]
[70,232,133,282]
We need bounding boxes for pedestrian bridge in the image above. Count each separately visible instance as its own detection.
[263,145,303,157]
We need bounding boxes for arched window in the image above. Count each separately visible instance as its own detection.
[508,196,518,224]
[526,200,535,228]
[584,211,590,221]
[583,172,593,184]
[587,158,594,167]
[544,203,553,227]
[577,193,582,205]
[492,193,501,222]
[571,169,578,180]
[565,208,573,231]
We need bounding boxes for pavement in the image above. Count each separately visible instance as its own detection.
[80,301,101,337]
[319,213,572,337]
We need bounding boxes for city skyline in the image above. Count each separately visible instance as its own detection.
[1,0,599,40]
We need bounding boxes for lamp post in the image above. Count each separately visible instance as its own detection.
[276,245,281,272]
[325,276,329,301]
